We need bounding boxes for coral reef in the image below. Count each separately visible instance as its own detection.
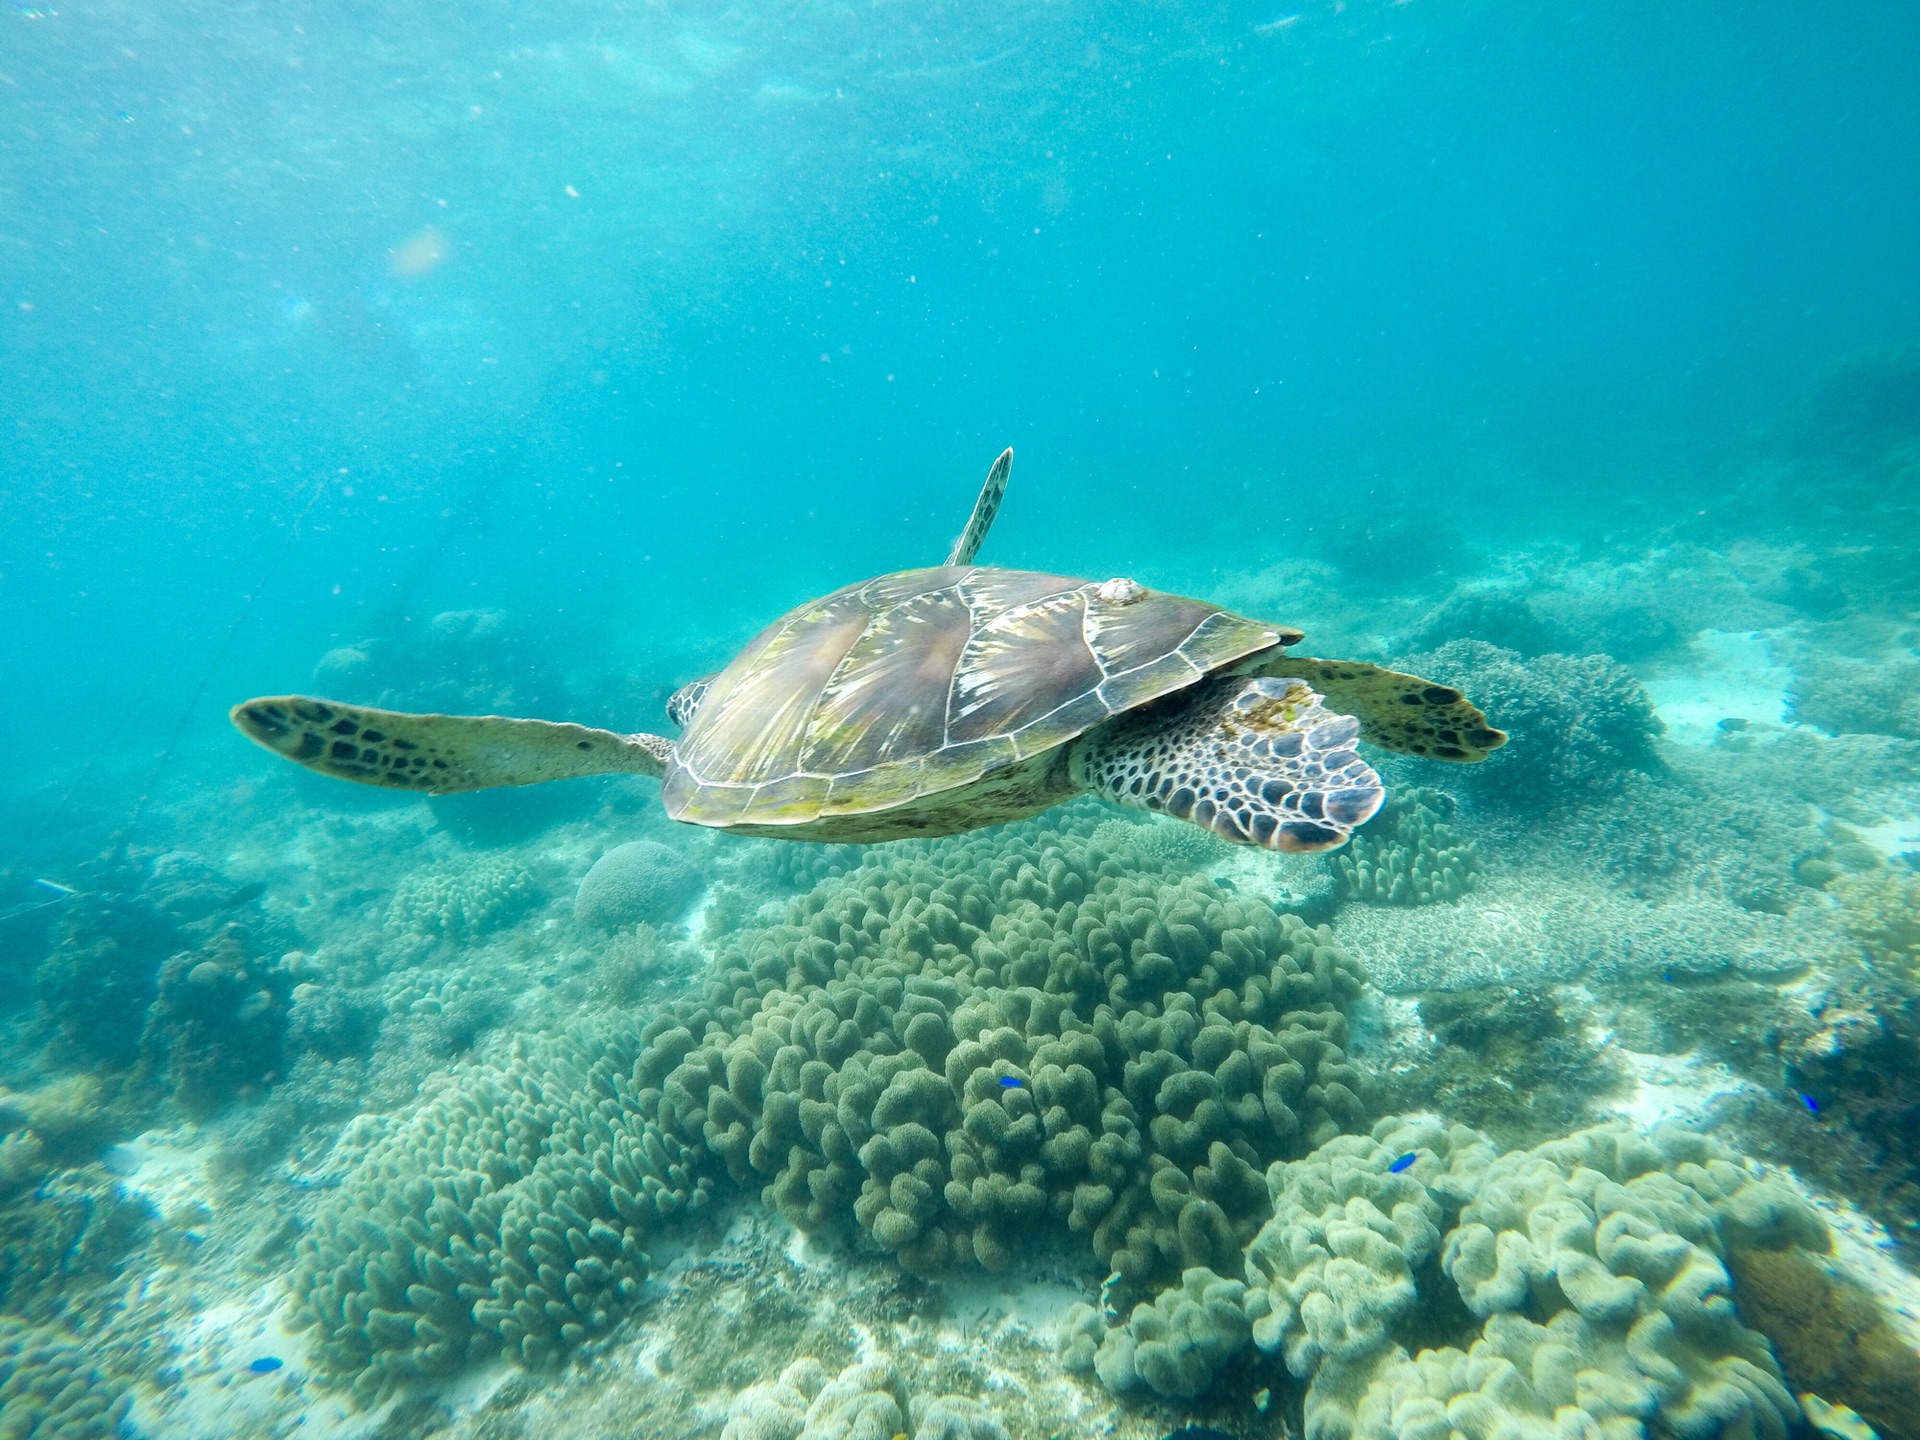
[313,607,574,720]
[909,1394,1010,1440]
[1403,640,1663,810]
[290,1027,711,1402]
[1581,728,1911,915]
[139,923,295,1117]
[1393,1123,1813,1440]
[1318,514,1463,594]
[1789,651,1920,740]
[309,612,599,835]
[1057,1303,1105,1375]
[734,840,868,896]
[1331,869,1643,995]
[723,1358,824,1440]
[295,811,1371,1395]
[1332,788,1481,906]
[380,962,522,1063]
[1242,1116,1493,1382]
[1093,1265,1252,1398]
[1069,1116,1823,1440]
[1090,816,1234,872]
[1770,963,1920,1249]
[779,1357,908,1440]
[574,840,705,932]
[721,1357,1009,1440]
[0,1170,153,1326]
[586,923,698,1007]
[1403,985,1623,1145]
[675,820,1367,1285]
[1603,895,1843,985]
[34,895,183,1063]
[1831,866,1920,978]
[1336,854,1842,1002]
[0,1316,132,1440]
[0,1076,122,1166]
[1408,587,1560,658]
[0,1132,46,1206]
[1727,1243,1920,1440]
[1503,545,1786,661]
[285,973,381,1060]
[387,854,539,942]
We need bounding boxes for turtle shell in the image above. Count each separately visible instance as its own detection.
[662,566,1289,829]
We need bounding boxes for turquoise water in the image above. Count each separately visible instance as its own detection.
[3,3,1919,1437]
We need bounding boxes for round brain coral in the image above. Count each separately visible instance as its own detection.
[575,840,706,931]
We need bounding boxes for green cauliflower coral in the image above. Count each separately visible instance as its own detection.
[1333,788,1483,906]
[1200,1118,1811,1439]
[1245,1115,1495,1378]
[387,853,538,941]
[294,807,1373,1395]
[0,1316,132,1440]
[1830,866,1920,978]
[1093,1265,1253,1399]
[658,812,1369,1283]
[292,1028,710,1401]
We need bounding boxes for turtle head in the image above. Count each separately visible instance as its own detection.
[1077,675,1383,852]
[666,676,713,730]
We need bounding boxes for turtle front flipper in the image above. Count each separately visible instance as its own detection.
[1076,676,1384,853]
[666,675,714,729]
[1252,656,1507,762]
[230,696,671,793]
[945,447,1013,566]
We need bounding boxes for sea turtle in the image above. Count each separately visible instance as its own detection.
[231,451,1504,852]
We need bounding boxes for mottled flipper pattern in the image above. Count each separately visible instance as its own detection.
[1260,656,1507,762]
[666,676,713,729]
[945,447,1013,567]
[230,696,671,793]
[1078,675,1384,852]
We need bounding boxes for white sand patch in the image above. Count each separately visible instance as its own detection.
[103,1126,212,1215]
[933,1273,1087,1344]
[139,1278,518,1440]
[921,1275,1084,1402]
[109,1118,528,1440]
[1604,1046,1760,1130]
[1851,811,1920,861]
[684,884,716,937]
[1209,846,1328,909]
[1643,629,1793,745]
[780,1215,847,1273]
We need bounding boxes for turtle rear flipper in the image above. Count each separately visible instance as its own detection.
[230,696,670,793]
[1077,675,1384,853]
[1260,656,1507,762]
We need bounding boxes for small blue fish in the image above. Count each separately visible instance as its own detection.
[998,1076,1022,1089]
[247,1356,283,1374]
[1800,1093,1820,1114]
[1388,1153,1417,1174]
